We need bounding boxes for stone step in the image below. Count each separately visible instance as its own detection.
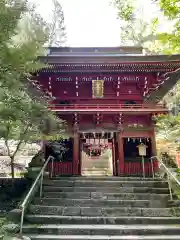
[81,166,111,168]
[25,215,180,225]
[33,198,168,208]
[42,191,172,200]
[81,163,111,168]
[28,205,177,217]
[81,172,112,176]
[24,234,180,240]
[81,170,110,174]
[51,176,162,181]
[43,186,170,194]
[43,179,168,188]
[22,224,180,236]
[82,174,112,177]
[81,169,110,172]
[81,168,110,170]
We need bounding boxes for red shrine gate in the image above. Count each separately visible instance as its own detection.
[34,47,180,176]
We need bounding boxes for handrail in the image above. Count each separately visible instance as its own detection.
[151,156,180,200]
[19,155,54,235]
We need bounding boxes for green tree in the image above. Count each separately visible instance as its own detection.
[0,92,64,179]
[0,0,65,179]
[120,16,159,47]
[111,0,135,21]
[112,0,180,54]
[111,0,162,53]
[48,0,67,46]
[154,0,180,54]
[155,113,180,141]
[112,0,180,154]
[156,81,180,149]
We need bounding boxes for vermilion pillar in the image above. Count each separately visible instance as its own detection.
[112,137,116,176]
[117,131,124,176]
[73,130,80,175]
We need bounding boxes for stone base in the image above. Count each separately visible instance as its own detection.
[7,209,22,224]
[3,234,31,240]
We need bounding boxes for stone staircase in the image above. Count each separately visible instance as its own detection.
[81,150,113,176]
[22,176,180,239]
[81,168,112,176]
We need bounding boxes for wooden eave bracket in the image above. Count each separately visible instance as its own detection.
[145,68,180,103]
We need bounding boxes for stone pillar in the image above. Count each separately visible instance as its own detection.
[117,130,124,176]
[73,130,80,175]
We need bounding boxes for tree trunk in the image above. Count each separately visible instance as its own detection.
[10,156,15,180]
[4,140,15,180]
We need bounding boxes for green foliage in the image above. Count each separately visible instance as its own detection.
[112,0,180,54]
[111,0,134,21]
[155,113,180,143]
[164,81,180,110]
[120,17,158,46]
[0,0,65,179]
[156,81,180,150]
[157,0,180,19]
[149,2,180,53]
[111,0,135,21]
[111,0,162,51]
[49,0,67,46]
[0,218,6,237]
[112,0,180,155]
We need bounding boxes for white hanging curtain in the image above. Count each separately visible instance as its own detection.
[95,139,99,145]
[104,139,108,145]
[90,139,94,145]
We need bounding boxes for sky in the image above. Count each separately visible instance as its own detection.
[30,0,158,47]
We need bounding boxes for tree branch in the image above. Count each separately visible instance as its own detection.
[4,123,12,158]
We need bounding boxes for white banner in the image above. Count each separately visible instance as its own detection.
[90,139,94,145]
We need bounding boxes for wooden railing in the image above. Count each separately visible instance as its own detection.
[47,162,73,176]
[49,103,167,111]
[46,159,159,177]
[123,159,159,177]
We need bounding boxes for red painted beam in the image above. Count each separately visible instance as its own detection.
[48,103,168,114]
